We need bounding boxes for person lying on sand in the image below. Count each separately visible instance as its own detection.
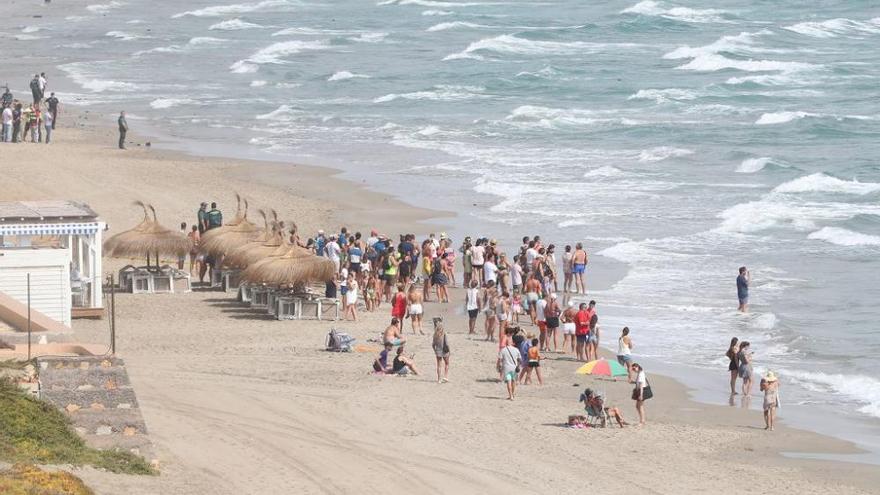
[383,318,406,346]
[580,388,628,428]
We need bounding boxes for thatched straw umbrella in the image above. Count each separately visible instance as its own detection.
[241,248,335,286]
[105,203,192,266]
[103,201,152,255]
[199,203,262,258]
[223,226,285,269]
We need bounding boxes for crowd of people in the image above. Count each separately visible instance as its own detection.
[1,73,60,144]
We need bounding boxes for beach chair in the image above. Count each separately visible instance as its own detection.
[325,329,355,352]
[586,404,610,428]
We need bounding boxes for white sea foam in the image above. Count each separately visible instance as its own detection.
[382,0,506,7]
[427,21,490,31]
[755,111,815,125]
[725,73,818,87]
[349,32,388,43]
[784,17,880,39]
[774,173,880,195]
[737,157,774,173]
[444,34,640,61]
[173,0,293,18]
[189,36,228,46]
[676,53,816,73]
[621,0,732,24]
[230,40,329,72]
[150,98,196,109]
[61,64,141,93]
[21,26,44,33]
[807,227,880,247]
[14,34,47,41]
[209,18,264,30]
[786,370,880,419]
[582,166,631,179]
[328,71,371,82]
[374,85,485,103]
[86,1,126,14]
[638,146,693,162]
[250,80,267,87]
[501,105,642,129]
[422,9,453,16]
[752,313,778,330]
[628,88,700,104]
[105,31,146,41]
[256,104,298,120]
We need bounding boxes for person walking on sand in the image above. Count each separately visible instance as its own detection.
[42,106,53,144]
[726,337,740,395]
[45,92,59,129]
[572,242,588,294]
[391,283,407,322]
[498,338,522,400]
[737,341,754,396]
[118,110,128,149]
[206,202,223,231]
[345,272,359,321]
[525,338,544,385]
[761,371,780,431]
[737,266,750,313]
[432,321,450,383]
[187,225,201,275]
[1,104,11,143]
[617,327,634,381]
[407,285,424,335]
[631,363,651,425]
[465,279,480,335]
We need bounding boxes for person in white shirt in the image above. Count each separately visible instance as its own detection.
[324,236,341,272]
[511,256,524,291]
[1,106,12,142]
[497,335,522,400]
[535,294,548,348]
[465,280,480,335]
[632,363,650,426]
[470,240,485,284]
[483,258,498,285]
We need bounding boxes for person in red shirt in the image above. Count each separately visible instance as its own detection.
[391,283,408,320]
[574,302,591,362]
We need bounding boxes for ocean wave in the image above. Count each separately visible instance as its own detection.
[381,0,506,7]
[786,370,880,419]
[61,68,141,93]
[774,173,880,196]
[374,85,486,103]
[502,105,643,129]
[582,166,631,179]
[675,53,817,73]
[427,21,490,31]
[250,80,267,87]
[350,32,388,43]
[86,1,126,14]
[173,0,294,18]
[105,30,147,41]
[209,18,265,30]
[150,98,196,109]
[628,88,700,104]
[807,227,880,247]
[663,30,786,61]
[444,34,640,61]
[717,198,880,234]
[256,104,300,121]
[737,157,777,173]
[14,34,47,41]
[755,111,876,126]
[725,73,820,87]
[230,40,329,72]
[637,146,693,162]
[135,37,229,56]
[21,26,45,33]
[422,9,454,15]
[620,0,732,24]
[783,17,880,39]
[328,71,371,82]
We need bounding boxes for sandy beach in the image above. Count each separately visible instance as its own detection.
[1,112,878,494]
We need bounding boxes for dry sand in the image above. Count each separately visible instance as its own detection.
[1,116,879,494]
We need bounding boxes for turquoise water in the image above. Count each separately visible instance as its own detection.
[21,0,880,453]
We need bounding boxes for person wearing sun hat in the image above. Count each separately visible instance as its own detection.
[761,371,780,431]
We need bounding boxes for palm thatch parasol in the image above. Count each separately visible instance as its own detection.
[223,225,285,269]
[241,248,336,286]
[103,201,152,255]
[199,202,261,258]
[106,203,192,263]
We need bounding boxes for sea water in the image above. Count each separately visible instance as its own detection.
[16,0,880,455]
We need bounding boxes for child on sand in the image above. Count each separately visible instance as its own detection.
[525,338,543,385]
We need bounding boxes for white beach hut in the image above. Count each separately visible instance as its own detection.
[0,201,105,330]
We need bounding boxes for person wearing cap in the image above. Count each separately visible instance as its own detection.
[760,371,780,430]
[197,202,209,234]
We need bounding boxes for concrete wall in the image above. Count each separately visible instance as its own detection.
[0,247,71,327]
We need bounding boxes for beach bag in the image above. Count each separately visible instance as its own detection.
[632,382,654,401]
[326,329,355,352]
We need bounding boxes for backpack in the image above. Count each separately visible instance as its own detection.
[326,328,355,352]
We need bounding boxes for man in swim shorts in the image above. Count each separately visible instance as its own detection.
[383,318,406,346]
[572,242,588,294]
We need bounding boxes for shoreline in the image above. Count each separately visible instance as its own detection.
[3,112,880,493]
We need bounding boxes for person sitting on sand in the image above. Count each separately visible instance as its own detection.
[373,342,394,373]
[580,388,628,428]
[383,318,406,346]
[391,346,419,375]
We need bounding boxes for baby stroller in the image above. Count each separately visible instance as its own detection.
[325,328,356,352]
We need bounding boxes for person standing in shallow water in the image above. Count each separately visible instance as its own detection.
[118,111,128,149]
[726,337,739,395]
[737,266,750,313]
